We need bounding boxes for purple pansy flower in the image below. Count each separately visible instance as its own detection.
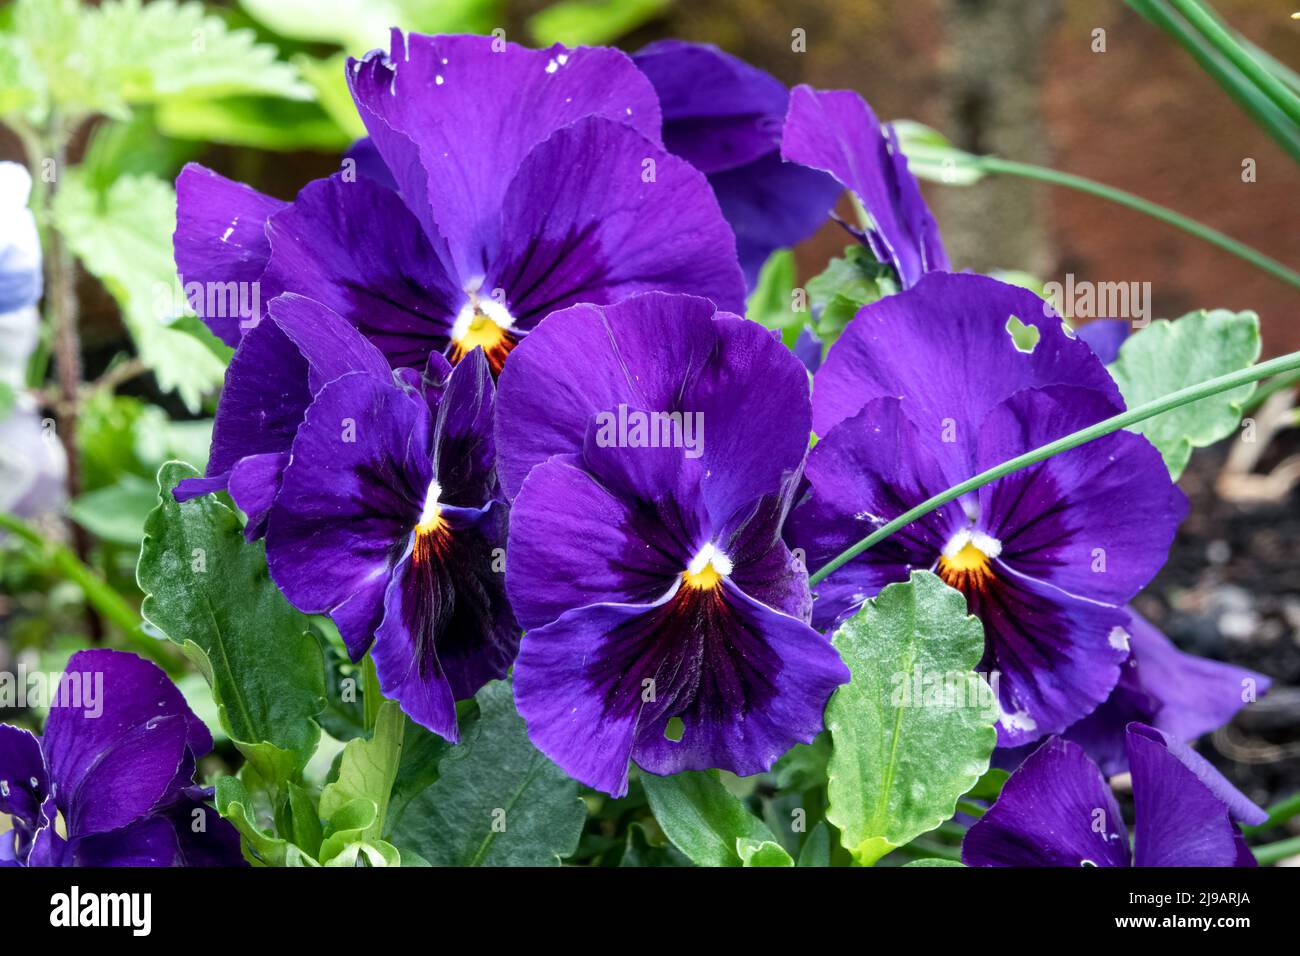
[786,272,1187,747]
[781,85,948,289]
[264,346,515,740]
[496,292,849,796]
[631,40,842,291]
[176,32,745,365]
[173,32,747,534]
[0,649,243,867]
[964,723,1267,867]
[1073,317,1131,365]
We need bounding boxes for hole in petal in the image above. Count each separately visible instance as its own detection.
[1006,314,1040,353]
[664,716,685,742]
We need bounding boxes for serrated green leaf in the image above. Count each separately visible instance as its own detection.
[806,244,896,345]
[1107,309,1261,479]
[318,700,404,860]
[389,681,585,866]
[52,171,227,411]
[738,838,795,867]
[137,461,326,770]
[642,769,781,867]
[11,0,309,123]
[826,571,996,866]
[238,0,499,52]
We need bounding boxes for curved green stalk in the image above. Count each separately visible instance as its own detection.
[975,156,1300,291]
[1252,835,1300,867]
[808,350,1300,587]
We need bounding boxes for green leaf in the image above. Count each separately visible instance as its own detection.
[806,244,896,346]
[891,119,986,185]
[746,249,806,347]
[963,767,1009,803]
[318,700,404,860]
[137,461,326,771]
[903,858,965,867]
[156,95,351,152]
[389,681,586,866]
[10,0,309,123]
[642,770,782,867]
[67,473,159,545]
[738,838,795,867]
[528,0,671,47]
[52,171,227,411]
[286,782,323,859]
[620,821,691,867]
[237,0,499,52]
[216,774,310,867]
[1107,309,1261,479]
[796,821,832,867]
[825,571,996,866]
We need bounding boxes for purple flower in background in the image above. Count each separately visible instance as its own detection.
[781,86,948,289]
[1059,611,1269,775]
[0,650,243,867]
[496,293,848,796]
[964,723,1267,867]
[631,40,842,291]
[264,348,516,740]
[175,32,745,373]
[1073,317,1131,365]
[786,273,1186,747]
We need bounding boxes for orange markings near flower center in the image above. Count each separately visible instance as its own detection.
[938,541,995,593]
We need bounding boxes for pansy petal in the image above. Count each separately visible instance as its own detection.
[372,502,517,740]
[631,581,848,779]
[515,580,847,796]
[174,163,286,346]
[496,295,806,515]
[785,397,967,630]
[781,86,947,288]
[811,272,1122,446]
[631,39,788,174]
[42,650,199,838]
[262,174,462,370]
[708,153,843,290]
[205,314,312,479]
[347,32,661,275]
[266,292,393,392]
[344,137,398,191]
[1065,611,1269,775]
[967,563,1129,746]
[486,117,746,331]
[0,725,49,841]
[506,455,695,630]
[963,736,1130,867]
[226,452,289,541]
[433,347,497,506]
[266,374,429,658]
[1127,724,1255,866]
[976,386,1187,605]
[1073,318,1130,365]
[1130,723,1266,828]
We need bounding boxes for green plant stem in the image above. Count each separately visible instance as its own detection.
[1166,0,1300,126]
[1252,835,1300,866]
[1242,368,1300,415]
[1124,0,1300,161]
[0,511,176,673]
[974,156,1300,291]
[809,350,1300,587]
[1242,792,1300,836]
